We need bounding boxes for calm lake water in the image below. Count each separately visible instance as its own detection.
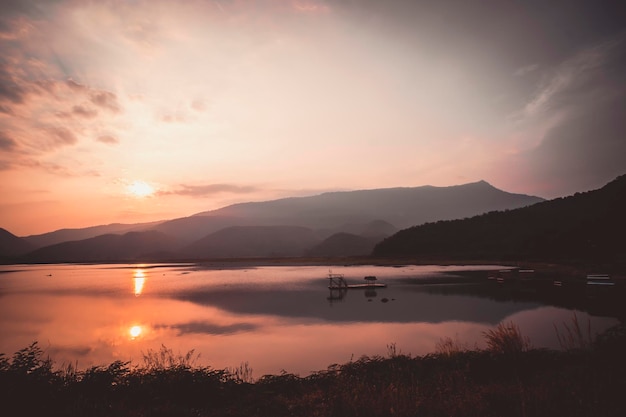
[0,263,619,377]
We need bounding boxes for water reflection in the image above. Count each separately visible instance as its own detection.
[327,288,347,304]
[133,269,146,296]
[0,264,621,377]
[129,325,143,339]
[364,289,378,298]
[328,287,379,304]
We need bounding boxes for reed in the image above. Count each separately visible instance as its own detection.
[483,321,531,354]
[435,334,471,356]
[554,312,594,351]
[141,344,200,370]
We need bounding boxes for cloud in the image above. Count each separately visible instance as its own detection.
[44,126,78,149]
[0,132,17,150]
[46,344,93,358]
[513,63,539,77]
[519,38,621,121]
[89,90,121,113]
[65,79,87,92]
[71,104,98,118]
[18,159,74,177]
[0,60,27,107]
[0,48,123,174]
[505,35,626,196]
[160,183,259,197]
[159,113,186,123]
[96,134,119,145]
[162,320,257,336]
[190,99,206,112]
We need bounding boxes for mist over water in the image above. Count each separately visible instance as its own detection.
[0,263,618,377]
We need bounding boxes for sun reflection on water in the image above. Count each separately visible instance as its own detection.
[129,325,143,339]
[133,269,146,296]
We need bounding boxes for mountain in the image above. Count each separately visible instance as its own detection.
[359,219,399,238]
[0,228,35,259]
[148,215,257,244]
[163,181,543,244]
[182,226,321,258]
[23,221,162,248]
[21,231,178,263]
[12,180,545,262]
[373,174,626,264]
[306,233,380,257]
[305,220,398,257]
[315,219,398,240]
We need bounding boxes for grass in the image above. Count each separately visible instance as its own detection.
[1,324,626,417]
[483,321,532,354]
[554,312,594,351]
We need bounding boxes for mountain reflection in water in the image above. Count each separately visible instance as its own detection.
[0,263,619,377]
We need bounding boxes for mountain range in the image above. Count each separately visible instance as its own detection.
[373,174,626,266]
[1,180,544,263]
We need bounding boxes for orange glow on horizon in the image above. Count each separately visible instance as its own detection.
[126,181,155,198]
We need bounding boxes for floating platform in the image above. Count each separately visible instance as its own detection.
[327,272,387,289]
[329,283,388,289]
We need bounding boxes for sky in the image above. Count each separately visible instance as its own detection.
[1,0,625,236]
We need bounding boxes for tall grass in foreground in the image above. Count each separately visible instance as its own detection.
[554,313,594,351]
[1,323,625,417]
[483,321,532,354]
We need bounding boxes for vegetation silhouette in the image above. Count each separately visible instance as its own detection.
[373,174,626,269]
[2,324,625,417]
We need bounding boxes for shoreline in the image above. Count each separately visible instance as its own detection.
[3,256,619,279]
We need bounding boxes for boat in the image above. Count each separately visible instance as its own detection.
[327,272,387,289]
[586,274,614,286]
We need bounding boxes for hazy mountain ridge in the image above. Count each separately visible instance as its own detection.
[194,181,544,231]
[18,180,542,248]
[0,228,35,259]
[306,232,381,257]
[21,231,179,263]
[140,180,542,247]
[183,226,321,258]
[3,180,545,262]
[373,174,626,264]
[23,221,163,248]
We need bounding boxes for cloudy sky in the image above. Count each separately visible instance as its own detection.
[1,0,625,236]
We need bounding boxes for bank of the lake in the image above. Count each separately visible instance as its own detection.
[2,322,625,417]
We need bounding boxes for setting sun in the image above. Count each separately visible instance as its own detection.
[126,181,155,198]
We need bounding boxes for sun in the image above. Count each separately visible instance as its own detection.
[126,180,155,198]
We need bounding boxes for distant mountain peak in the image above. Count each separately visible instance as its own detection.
[465,179,495,188]
[373,174,626,262]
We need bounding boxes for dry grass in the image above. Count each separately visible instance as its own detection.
[2,325,626,417]
[141,344,200,370]
[554,313,594,351]
[435,334,472,356]
[483,321,531,354]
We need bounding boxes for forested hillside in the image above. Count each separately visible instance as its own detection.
[373,175,626,266]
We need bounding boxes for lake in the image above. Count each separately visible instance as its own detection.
[0,263,619,377]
